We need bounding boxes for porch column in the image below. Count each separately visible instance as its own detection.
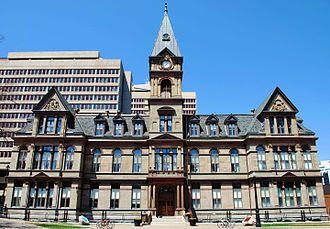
[181,184,184,208]
[148,185,152,208]
[21,182,30,208]
[52,182,59,208]
[152,184,156,208]
[176,184,180,209]
[27,144,35,169]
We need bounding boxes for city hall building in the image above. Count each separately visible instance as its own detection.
[5,7,326,221]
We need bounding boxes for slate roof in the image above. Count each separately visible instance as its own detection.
[151,8,181,57]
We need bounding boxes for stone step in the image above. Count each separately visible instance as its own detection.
[151,216,186,225]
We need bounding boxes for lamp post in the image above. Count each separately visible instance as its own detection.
[252,172,261,227]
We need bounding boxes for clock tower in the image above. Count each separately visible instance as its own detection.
[148,4,184,139]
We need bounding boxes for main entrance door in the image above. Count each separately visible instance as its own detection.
[158,186,175,216]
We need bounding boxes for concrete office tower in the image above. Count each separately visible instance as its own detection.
[0,51,132,205]
[131,81,196,115]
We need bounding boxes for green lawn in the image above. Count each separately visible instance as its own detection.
[262,223,329,227]
[34,223,90,229]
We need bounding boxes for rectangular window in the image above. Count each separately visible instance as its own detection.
[284,183,294,207]
[38,117,44,134]
[17,151,28,169]
[277,117,285,134]
[269,117,274,134]
[110,187,120,209]
[190,123,198,136]
[231,153,239,172]
[134,122,142,136]
[115,123,122,136]
[36,186,47,207]
[131,184,141,209]
[209,123,217,136]
[280,152,290,169]
[228,123,236,136]
[45,117,55,134]
[56,117,62,134]
[112,153,121,172]
[257,148,267,170]
[303,151,313,169]
[47,187,54,208]
[192,185,200,209]
[233,184,242,208]
[278,187,283,207]
[260,182,270,208]
[41,146,52,169]
[92,152,101,172]
[160,115,172,132]
[212,185,221,209]
[296,183,301,206]
[12,186,22,207]
[33,151,42,169]
[90,186,99,208]
[287,117,292,134]
[29,187,35,207]
[211,153,219,173]
[308,182,318,206]
[95,123,104,136]
[61,185,71,208]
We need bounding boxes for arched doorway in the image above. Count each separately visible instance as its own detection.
[158,186,175,216]
[160,79,171,97]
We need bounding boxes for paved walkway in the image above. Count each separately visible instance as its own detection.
[0,218,42,228]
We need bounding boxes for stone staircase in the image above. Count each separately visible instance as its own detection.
[151,216,186,225]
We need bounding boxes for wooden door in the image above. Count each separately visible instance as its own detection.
[158,186,175,216]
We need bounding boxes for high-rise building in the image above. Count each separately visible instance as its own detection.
[131,81,196,115]
[0,51,132,204]
[4,5,326,221]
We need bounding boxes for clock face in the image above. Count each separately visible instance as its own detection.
[162,60,171,69]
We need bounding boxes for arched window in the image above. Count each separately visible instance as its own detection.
[133,149,142,172]
[92,149,101,172]
[112,149,121,172]
[161,79,171,97]
[230,149,239,172]
[302,146,312,169]
[17,146,28,169]
[190,149,199,173]
[257,146,267,170]
[210,149,219,173]
[65,146,75,170]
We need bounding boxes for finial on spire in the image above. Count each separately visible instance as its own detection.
[165,3,168,14]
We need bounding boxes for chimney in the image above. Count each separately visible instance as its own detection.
[251,109,255,115]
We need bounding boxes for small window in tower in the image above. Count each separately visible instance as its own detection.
[162,33,170,41]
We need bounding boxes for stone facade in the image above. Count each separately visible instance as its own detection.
[4,7,327,223]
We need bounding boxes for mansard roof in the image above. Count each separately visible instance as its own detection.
[224,114,238,123]
[151,6,181,57]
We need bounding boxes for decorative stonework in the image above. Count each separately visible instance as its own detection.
[271,99,286,111]
[44,99,61,111]
[159,54,174,70]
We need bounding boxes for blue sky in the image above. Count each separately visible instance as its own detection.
[1,0,330,160]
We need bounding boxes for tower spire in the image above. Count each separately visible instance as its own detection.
[165,3,168,14]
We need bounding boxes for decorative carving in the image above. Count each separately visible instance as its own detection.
[44,99,61,111]
[271,99,286,111]
[159,54,174,70]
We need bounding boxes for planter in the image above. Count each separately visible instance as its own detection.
[190,218,197,226]
[134,218,142,226]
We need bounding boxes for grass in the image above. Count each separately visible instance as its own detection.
[262,223,330,227]
[34,223,89,229]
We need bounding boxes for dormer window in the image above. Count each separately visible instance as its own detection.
[115,123,123,136]
[224,114,238,136]
[95,123,104,136]
[277,117,285,134]
[38,116,63,134]
[228,123,237,136]
[134,123,142,136]
[268,116,294,135]
[209,123,217,136]
[190,123,198,136]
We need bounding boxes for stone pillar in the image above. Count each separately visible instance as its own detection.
[52,182,60,208]
[284,117,289,134]
[267,144,275,170]
[32,116,40,136]
[295,144,303,170]
[21,182,30,208]
[148,185,152,208]
[69,183,79,209]
[301,181,309,207]
[26,144,35,169]
[5,182,14,207]
[177,147,182,170]
[119,184,131,209]
[291,117,299,135]
[57,144,64,170]
[176,184,180,209]
[181,184,184,208]
[265,116,271,135]
[150,146,155,170]
[273,117,278,134]
[98,183,111,209]
[152,184,156,208]
[270,181,279,207]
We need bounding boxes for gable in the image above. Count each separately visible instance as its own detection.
[41,94,65,111]
[34,171,50,178]
[151,133,181,140]
[265,94,294,112]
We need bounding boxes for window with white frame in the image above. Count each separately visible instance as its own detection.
[228,123,237,136]
[190,123,199,136]
[192,185,200,209]
[61,185,71,208]
[12,185,22,207]
[110,186,120,209]
[230,149,239,172]
[134,122,142,136]
[210,149,220,173]
[112,149,121,172]
[90,185,99,208]
[114,123,123,136]
[307,182,317,206]
[277,117,285,134]
[260,182,270,208]
[212,185,221,209]
[95,123,105,136]
[269,117,275,134]
[303,146,312,169]
[257,146,267,170]
[64,146,74,170]
[273,146,296,170]
[160,115,172,132]
[133,149,142,172]
[233,184,242,208]
[17,146,28,169]
[190,149,199,173]
[92,149,101,172]
[131,184,141,209]
[209,123,217,136]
